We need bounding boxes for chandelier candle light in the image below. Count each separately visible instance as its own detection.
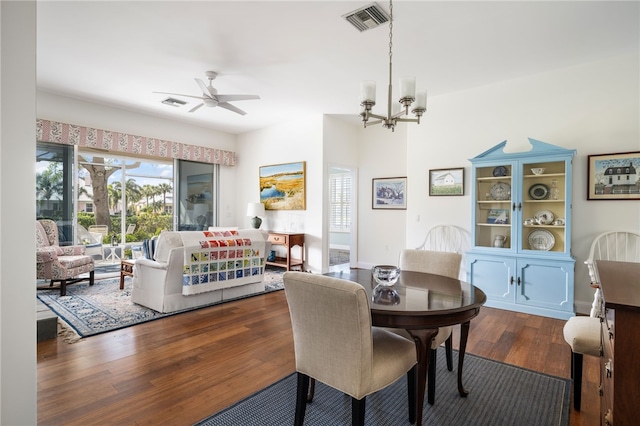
[359,0,427,131]
[247,202,265,229]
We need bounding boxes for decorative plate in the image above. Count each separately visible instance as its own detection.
[492,166,508,177]
[528,229,555,251]
[489,182,511,201]
[533,210,555,225]
[529,183,549,200]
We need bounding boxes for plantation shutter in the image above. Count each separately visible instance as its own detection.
[330,172,351,232]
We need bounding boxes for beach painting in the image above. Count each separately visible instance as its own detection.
[259,161,306,210]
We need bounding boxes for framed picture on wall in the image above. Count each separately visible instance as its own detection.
[259,161,306,210]
[429,167,464,196]
[372,177,407,209]
[587,151,640,200]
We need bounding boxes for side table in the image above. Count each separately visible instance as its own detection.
[105,244,125,264]
[266,232,305,271]
[120,259,135,290]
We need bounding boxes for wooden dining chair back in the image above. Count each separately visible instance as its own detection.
[585,231,640,314]
[416,224,464,253]
[563,230,640,411]
[283,271,417,426]
[397,248,462,405]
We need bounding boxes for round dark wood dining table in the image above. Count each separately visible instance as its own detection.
[326,269,486,426]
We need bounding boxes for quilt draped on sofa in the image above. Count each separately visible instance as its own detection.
[179,230,266,296]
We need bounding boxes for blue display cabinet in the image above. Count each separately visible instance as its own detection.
[466,139,576,319]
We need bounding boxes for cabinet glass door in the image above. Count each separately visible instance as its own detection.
[474,164,513,249]
[520,160,566,253]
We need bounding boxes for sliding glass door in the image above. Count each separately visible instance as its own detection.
[36,142,75,244]
[36,143,220,254]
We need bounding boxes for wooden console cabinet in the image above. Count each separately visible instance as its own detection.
[266,232,304,271]
[598,260,640,425]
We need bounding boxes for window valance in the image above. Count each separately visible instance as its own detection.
[36,119,236,166]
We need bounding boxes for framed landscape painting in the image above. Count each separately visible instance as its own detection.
[587,151,640,200]
[429,167,464,196]
[259,161,306,210]
[372,177,407,209]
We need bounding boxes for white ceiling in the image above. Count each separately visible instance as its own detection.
[37,1,639,135]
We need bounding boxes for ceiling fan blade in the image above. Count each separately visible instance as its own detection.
[215,94,260,102]
[195,78,215,97]
[217,102,247,116]
[188,103,205,113]
[153,91,207,101]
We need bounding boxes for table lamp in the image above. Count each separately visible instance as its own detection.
[246,202,265,229]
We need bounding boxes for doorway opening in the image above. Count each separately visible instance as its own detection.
[329,165,357,271]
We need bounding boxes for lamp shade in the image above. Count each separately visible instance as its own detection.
[246,202,265,217]
[360,81,376,103]
[415,90,427,109]
[399,77,416,99]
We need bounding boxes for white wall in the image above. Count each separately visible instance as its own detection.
[1,2,37,423]
[405,53,640,313]
[236,116,324,272]
[356,123,408,269]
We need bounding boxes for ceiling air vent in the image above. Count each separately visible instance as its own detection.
[161,97,187,107]
[342,3,389,32]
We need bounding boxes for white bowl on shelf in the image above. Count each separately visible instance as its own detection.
[531,168,545,175]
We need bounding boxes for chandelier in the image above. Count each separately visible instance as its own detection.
[359,0,427,132]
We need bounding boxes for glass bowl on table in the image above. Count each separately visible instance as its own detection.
[372,265,401,287]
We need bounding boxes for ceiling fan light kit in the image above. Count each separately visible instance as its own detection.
[359,0,427,132]
[155,71,260,116]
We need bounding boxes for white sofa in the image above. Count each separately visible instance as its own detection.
[131,228,269,313]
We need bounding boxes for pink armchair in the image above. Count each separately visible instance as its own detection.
[36,219,95,296]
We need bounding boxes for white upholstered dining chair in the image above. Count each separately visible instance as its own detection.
[562,230,640,410]
[394,248,462,405]
[283,271,418,426]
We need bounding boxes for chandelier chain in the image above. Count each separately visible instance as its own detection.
[388,0,393,63]
[359,0,426,131]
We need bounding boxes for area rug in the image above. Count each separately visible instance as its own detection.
[37,267,284,339]
[329,248,349,266]
[194,349,570,426]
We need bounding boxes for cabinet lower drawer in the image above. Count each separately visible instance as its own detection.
[466,253,574,319]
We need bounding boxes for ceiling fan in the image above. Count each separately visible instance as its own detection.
[155,71,260,115]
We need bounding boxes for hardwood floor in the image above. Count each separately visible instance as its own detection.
[37,289,600,425]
